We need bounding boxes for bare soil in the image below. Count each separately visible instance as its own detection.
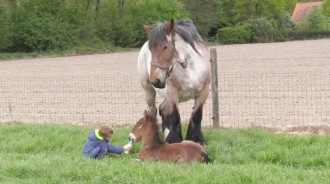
[1,39,330,134]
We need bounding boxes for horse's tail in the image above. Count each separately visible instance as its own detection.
[201,152,211,163]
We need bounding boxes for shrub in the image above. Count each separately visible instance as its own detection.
[273,12,294,42]
[218,24,251,44]
[0,4,12,51]
[1,0,189,52]
[8,0,81,52]
[322,0,330,17]
[248,18,275,43]
[113,0,189,47]
[294,7,330,32]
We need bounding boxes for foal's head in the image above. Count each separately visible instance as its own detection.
[129,110,164,144]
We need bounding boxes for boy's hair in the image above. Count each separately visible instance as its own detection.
[99,124,113,140]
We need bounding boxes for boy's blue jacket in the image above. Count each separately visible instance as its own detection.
[82,129,124,156]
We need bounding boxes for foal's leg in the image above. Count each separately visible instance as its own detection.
[159,101,182,143]
[138,149,155,161]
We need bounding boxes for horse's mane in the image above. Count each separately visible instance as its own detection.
[175,19,204,45]
[147,114,165,145]
[148,18,204,53]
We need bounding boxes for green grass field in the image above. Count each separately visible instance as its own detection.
[0,123,329,184]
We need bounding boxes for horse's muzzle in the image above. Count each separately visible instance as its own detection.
[151,79,166,88]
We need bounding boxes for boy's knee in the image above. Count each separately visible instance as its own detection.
[95,148,107,159]
[85,147,105,159]
[86,147,108,159]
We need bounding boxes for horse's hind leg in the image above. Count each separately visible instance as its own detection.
[186,85,209,146]
[186,106,205,146]
[159,101,183,143]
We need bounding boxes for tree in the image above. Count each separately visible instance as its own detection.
[178,0,229,40]
[323,0,330,17]
[0,3,12,51]
[232,0,289,23]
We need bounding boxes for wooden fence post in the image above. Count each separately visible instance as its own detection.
[210,48,220,128]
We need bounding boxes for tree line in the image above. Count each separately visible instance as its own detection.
[0,0,329,53]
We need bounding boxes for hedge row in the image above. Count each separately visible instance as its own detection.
[0,0,188,52]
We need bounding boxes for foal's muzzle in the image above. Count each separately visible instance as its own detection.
[128,133,136,141]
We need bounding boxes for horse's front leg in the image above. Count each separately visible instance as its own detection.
[159,100,182,143]
[142,81,157,116]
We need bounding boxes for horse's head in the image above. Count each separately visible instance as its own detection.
[129,110,151,142]
[144,19,177,89]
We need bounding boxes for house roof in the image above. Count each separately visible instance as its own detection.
[292,2,323,22]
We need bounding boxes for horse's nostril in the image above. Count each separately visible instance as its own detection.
[151,79,160,86]
[151,79,166,89]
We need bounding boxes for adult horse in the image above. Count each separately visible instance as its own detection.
[129,110,211,163]
[137,18,210,146]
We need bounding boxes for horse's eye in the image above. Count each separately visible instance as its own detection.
[163,46,168,50]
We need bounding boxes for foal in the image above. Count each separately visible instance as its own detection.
[129,110,211,163]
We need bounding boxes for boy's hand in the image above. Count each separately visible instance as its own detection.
[123,144,132,151]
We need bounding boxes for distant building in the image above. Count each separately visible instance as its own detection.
[292,2,323,22]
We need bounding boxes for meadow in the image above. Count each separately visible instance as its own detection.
[0,123,329,184]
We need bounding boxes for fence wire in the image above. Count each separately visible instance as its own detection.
[0,72,329,129]
[218,72,330,129]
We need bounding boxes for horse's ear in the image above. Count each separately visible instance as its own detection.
[143,110,149,120]
[147,107,157,117]
[165,19,174,35]
[144,24,153,35]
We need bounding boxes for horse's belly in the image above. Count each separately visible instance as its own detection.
[154,87,167,99]
[177,79,204,102]
[178,90,196,102]
[154,85,197,102]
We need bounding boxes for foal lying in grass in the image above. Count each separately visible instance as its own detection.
[129,110,211,163]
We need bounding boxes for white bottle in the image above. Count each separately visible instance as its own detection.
[124,139,134,154]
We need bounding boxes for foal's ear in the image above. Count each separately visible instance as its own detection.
[144,24,153,36]
[165,19,174,35]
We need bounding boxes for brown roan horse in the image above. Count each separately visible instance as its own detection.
[137,18,210,146]
[129,110,211,163]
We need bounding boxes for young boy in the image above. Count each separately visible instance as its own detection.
[82,124,131,159]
